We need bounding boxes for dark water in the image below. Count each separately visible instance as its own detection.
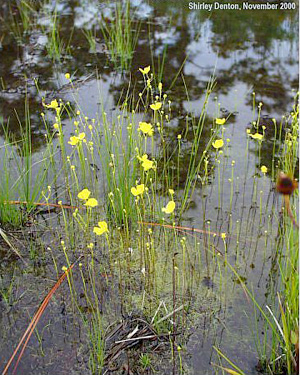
[0,0,298,374]
[0,0,298,140]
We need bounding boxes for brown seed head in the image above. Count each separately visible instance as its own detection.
[276,172,298,195]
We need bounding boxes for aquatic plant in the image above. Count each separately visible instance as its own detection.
[0,59,298,375]
[42,7,71,61]
[7,0,39,43]
[82,26,97,53]
[99,0,141,70]
[215,94,299,375]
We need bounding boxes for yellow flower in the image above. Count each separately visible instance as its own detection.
[221,232,226,239]
[212,139,224,149]
[261,165,268,174]
[84,198,98,207]
[131,184,145,196]
[150,102,162,111]
[68,132,85,146]
[169,189,174,195]
[250,133,263,140]
[65,73,70,79]
[53,123,59,129]
[68,136,79,146]
[158,82,162,92]
[139,66,150,75]
[138,122,154,136]
[93,221,108,236]
[216,118,226,125]
[78,132,85,140]
[78,189,91,200]
[162,200,176,214]
[143,159,154,171]
[43,99,59,109]
[138,154,154,171]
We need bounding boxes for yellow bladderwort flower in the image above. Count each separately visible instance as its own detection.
[138,154,154,171]
[139,66,150,75]
[158,82,162,92]
[221,232,226,239]
[78,189,91,200]
[216,118,226,125]
[43,99,59,109]
[84,198,98,207]
[143,159,154,171]
[68,132,86,146]
[250,133,263,140]
[93,221,108,236]
[131,183,145,196]
[138,122,154,136]
[65,73,70,79]
[78,189,98,208]
[261,165,268,174]
[68,136,80,146]
[150,102,162,111]
[162,200,176,214]
[212,139,224,149]
[53,123,59,129]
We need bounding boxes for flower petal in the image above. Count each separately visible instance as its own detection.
[84,198,98,207]
[139,66,150,75]
[162,200,175,214]
[212,139,224,149]
[150,102,162,111]
[216,118,226,125]
[78,188,91,200]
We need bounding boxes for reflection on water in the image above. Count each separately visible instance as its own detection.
[0,0,298,145]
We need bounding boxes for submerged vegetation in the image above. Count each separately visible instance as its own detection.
[0,0,298,374]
